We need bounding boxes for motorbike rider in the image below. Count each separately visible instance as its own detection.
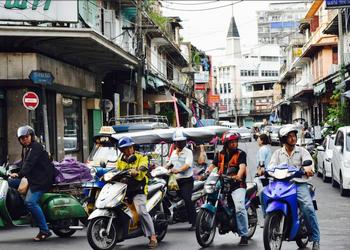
[116,136,158,249]
[9,125,54,241]
[265,124,320,250]
[165,129,197,231]
[207,131,249,246]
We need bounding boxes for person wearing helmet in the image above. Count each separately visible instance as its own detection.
[165,129,196,231]
[207,131,249,246]
[268,124,320,250]
[9,125,54,241]
[116,136,157,249]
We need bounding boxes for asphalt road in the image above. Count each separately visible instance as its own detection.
[1,141,349,250]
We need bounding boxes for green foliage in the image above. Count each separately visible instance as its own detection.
[157,105,175,126]
[325,86,348,135]
[192,51,201,66]
[144,0,169,33]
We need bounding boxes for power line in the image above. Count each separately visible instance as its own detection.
[162,1,243,12]
[163,1,219,6]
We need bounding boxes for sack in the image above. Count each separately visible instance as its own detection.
[53,157,92,184]
[168,173,179,191]
[18,177,29,195]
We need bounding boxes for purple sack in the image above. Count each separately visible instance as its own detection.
[53,157,92,184]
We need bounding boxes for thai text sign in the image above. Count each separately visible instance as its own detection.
[194,71,209,83]
[326,0,350,9]
[0,0,78,22]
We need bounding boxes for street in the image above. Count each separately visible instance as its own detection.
[1,141,350,250]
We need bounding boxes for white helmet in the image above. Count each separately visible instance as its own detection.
[172,129,187,142]
[279,124,298,142]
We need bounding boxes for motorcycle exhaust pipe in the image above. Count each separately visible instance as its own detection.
[69,225,84,230]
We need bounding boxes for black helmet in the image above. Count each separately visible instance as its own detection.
[17,125,35,140]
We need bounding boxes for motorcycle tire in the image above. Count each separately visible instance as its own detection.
[52,219,78,238]
[195,209,216,248]
[247,205,258,239]
[87,217,117,250]
[154,212,168,242]
[263,211,284,250]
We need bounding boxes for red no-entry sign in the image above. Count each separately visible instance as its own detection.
[22,91,39,110]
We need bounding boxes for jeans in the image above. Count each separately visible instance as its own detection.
[177,177,197,225]
[133,194,155,237]
[25,189,49,233]
[231,188,249,237]
[260,183,320,242]
[297,183,320,242]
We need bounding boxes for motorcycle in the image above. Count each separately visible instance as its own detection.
[151,166,206,224]
[261,160,317,250]
[86,169,168,250]
[0,161,87,237]
[195,169,259,247]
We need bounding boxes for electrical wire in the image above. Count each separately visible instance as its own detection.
[163,1,221,6]
[162,1,242,12]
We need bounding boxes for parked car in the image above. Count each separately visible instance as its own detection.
[316,134,335,183]
[331,126,350,196]
[269,126,281,145]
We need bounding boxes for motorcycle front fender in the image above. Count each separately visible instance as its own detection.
[200,203,217,214]
[88,209,115,221]
[266,201,288,216]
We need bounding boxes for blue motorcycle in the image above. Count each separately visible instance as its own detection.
[195,169,259,247]
[261,160,317,250]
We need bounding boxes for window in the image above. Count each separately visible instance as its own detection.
[228,83,231,93]
[240,70,258,76]
[261,70,279,77]
[246,86,252,92]
[335,131,344,147]
[219,85,223,94]
[224,83,227,93]
[261,56,279,62]
[63,97,81,152]
[346,133,350,152]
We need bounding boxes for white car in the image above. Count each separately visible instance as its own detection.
[331,126,350,196]
[316,134,335,183]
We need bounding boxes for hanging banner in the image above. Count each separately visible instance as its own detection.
[195,84,206,91]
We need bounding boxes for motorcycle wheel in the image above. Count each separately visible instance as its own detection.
[87,217,117,250]
[52,219,78,238]
[263,211,284,250]
[195,209,216,248]
[247,205,258,239]
[154,212,168,242]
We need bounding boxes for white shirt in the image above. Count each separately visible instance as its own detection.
[167,147,193,179]
[269,145,314,183]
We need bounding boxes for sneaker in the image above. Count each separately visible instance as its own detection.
[239,236,248,246]
[312,241,320,250]
[188,225,196,231]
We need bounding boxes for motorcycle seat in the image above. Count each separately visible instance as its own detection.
[147,182,164,199]
[193,180,204,192]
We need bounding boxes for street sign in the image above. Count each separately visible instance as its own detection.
[29,71,54,85]
[325,0,350,9]
[23,91,39,110]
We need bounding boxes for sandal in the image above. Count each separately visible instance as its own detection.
[148,239,158,249]
[33,231,52,241]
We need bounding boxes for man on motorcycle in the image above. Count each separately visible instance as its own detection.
[267,124,320,250]
[165,129,197,231]
[207,132,249,246]
[116,136,158,249]
[9,125,54,241]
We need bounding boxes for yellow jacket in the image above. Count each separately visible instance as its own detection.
[116,152,149,194]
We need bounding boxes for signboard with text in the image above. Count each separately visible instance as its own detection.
[23,91,39,110]
[325,0,350,9]
[0,0,78,22]
[29,71,54,85]
[194,71,209,83]
[195,84,206,91]
[208,94,220,105]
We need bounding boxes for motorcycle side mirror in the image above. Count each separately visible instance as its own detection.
[168,164,174,169]
[301,160,313,167]
[127,155,137,164]
[100,161,107,168]
[258,161,265,168]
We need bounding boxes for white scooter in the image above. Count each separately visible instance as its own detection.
[86,169,168,250]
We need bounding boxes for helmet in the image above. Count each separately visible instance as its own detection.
[172,129,187,142]
[118,137,135,148]
[17,125,35,139]
[222,131,240,144]
[279,124,298,143]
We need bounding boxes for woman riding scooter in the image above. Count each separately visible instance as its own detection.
[9,125,54,241]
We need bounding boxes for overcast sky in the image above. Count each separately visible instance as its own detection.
[162,0,271,56]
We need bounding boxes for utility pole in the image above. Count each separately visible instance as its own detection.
[338,9,345,85]
[136,0,144,115]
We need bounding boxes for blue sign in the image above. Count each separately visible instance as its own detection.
[326,0,350,9]
[29,71,54,85]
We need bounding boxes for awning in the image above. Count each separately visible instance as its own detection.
[146,75,166,89]
[314,82,326,96]
[177,99,193,116]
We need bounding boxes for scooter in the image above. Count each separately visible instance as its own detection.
[151,166,206,224]
[86,169,168,250]
[261,160,318,250]
[0,161,87,237]
[195,168,259,247]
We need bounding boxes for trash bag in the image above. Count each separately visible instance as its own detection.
[53,157,92,184]
[168,173,179,191]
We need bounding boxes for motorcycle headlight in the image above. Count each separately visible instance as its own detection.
[204,183,216,194]
[90,167,97,178]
